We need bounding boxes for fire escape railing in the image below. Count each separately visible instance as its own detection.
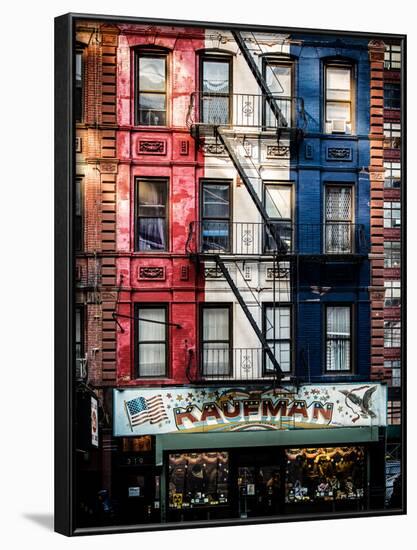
[186,91,306,133]
[188,347,291,383]
[186,222,368,257]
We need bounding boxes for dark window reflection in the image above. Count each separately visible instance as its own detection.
[137,179,168,251]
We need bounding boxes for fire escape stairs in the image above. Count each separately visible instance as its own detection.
[232,30,288,129]
[212,254,285,381]
[215,126,288,256]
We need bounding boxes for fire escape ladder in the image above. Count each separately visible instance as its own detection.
[232,30,288,129]
[216,127,288,254]
[213,254,284,380]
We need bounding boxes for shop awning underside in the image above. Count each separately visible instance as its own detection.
[155,426,381,465]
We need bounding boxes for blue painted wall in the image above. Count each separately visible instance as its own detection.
[289,34,371,382]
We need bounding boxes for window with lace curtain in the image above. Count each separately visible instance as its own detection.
[325,306,352,372]
[325,186,353,254]
[136,305,168,377]
[200,56,231,125]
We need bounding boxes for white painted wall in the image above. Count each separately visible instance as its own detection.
[202,31,293,375]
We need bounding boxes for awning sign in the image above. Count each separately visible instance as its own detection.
[113,383,387,437]
[91,396,99,447]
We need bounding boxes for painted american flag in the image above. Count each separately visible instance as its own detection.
[125,395,168,429]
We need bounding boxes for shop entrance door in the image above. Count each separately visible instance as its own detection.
[115,466,158,524]
[235,449,284,518]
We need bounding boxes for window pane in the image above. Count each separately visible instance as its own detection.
[138,343,166,376]
[202,221,230,252]
[327,67,351,93]
[202,96,229,124]
[138,93,166,125]
[138,180,167,217]
[384,242,401,268]
[203,343,230,375]
[264,221,293,252]
[203,60,229,93]
[265,185,292,219]
[266,307,291,339]
[265,341,291,372]
[327,307,350,337]
[75,52,82,85]
[139,57,166,91]
[266,64,291,96]
[203,308,229,341]
[384,84,400,109]
[327,67,351,102]
[326,340,351,371]
[75,308,82,358]
[138,308,166,341]
[203,184,230,218]
[326,102,351,121]
[326,187,352,221]
[138,218,166,250]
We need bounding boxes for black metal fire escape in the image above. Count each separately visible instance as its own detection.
[186,32,307,383]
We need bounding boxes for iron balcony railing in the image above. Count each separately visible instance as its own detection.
[192,347,289,382]
[186,91,306,131]
[186,221,368,256]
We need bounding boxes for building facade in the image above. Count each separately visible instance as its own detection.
[74,22,398,528]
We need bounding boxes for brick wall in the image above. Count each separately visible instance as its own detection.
[368,40,386,382]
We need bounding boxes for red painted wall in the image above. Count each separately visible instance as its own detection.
[115,25,205,387]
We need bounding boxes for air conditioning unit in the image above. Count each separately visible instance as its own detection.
[326,120,352,134]
[76,356,88,381]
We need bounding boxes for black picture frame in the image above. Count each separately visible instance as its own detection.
[55,12,407,536]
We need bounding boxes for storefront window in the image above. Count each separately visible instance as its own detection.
[168,452,229,509]
[285,447,365,503]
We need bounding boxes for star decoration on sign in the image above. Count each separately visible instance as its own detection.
[176,394,184,401]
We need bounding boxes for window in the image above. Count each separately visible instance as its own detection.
[201,180,231,252]
[384,241,401,268]
[384,83,400,109]
[286,447,365,503]
[325,186,353,253]
[384,201,401,229]
[325,64,353,132]
[75,50,84,122]
[136,52,167,126]
[201,56,231,124]
[263,60,292,126]
[264,183,293,252]
[385,360,401,388]
[75,306,84,360]
[388,400,401,425]
[384,162,401,189]
[384,280,401,307]
[384,122,401,149]
[264,305,291,373]
[325,306,352,372]
[136,179,168,251]
[384,44,401,70]
[169,452,229,509]
[75,176,83,251]
[75,306,86,379]
[201,306,231,377]
[136,305,167,377]
[384,320,401,348]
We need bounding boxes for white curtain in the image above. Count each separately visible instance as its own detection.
[138,308,166,376]
[203,308,229,376]
[326,307,350,371]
